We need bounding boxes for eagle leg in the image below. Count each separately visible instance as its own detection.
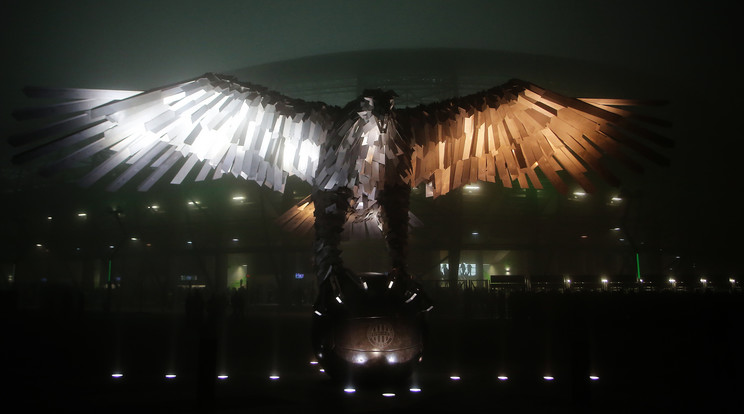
[311,187,359,312]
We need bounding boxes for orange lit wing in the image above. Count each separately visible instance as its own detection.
[398,79,671,197]
[10,73,338,192]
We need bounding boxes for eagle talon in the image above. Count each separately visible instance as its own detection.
[314,265,362,313]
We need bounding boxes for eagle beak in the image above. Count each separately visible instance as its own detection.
[376,115,389,134]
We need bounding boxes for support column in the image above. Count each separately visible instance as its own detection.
[448,248,460,288]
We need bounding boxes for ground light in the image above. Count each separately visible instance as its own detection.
[165,374,176,379]
[589,375,600,381]
[343,388,356,394]
[543,376,555,381]
[450,376,461,381]
[269,375,280,380]
[409,388,422,393]
[111,373,123,378]
[497,375,509,381]
[382,393,396,397]
[217,375,228,380]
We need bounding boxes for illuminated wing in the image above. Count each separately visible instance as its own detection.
[10,73,337,192]
[398,79,672,197]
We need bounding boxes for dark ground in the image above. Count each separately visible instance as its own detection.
[2,291,742,413]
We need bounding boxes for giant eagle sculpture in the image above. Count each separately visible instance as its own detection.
[9,72,671,381]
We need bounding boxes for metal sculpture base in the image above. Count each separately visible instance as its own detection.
[311,271,432,384]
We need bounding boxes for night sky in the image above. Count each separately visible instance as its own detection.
[1,0,741,274]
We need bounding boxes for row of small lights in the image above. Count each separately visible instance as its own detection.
[34,196,251,250]
[464,186,623,204]
[34,237,246,250]
[40,196,251,222]
[667,277,737,286]
[42,190,620,222]
[563,277,737,286]
[111,360,601,397]
[572,190,623,204]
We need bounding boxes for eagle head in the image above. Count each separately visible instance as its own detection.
[360,89,397,133]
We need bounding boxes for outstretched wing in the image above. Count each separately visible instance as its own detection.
[398,79,672,197]
[10,73,338,192]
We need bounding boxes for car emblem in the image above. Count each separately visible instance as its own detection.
[367,321,395,349]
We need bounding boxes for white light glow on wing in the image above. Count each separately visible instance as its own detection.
[298,140,319,174]
[258,130,272,158]
[190,126,217,161]
[244,122,257,149]
[175,93,210,119]
[364,127,379,145]
[199,106,222,132]
[109,133,141,154]
[125,133,162,165]
[163,91,186,106]
[129,131,161,154]
[282,141,297,172]
[252,105,266,133]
